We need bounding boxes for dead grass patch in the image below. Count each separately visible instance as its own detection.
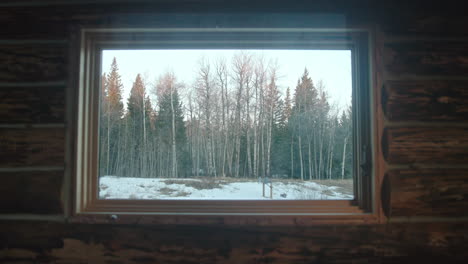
[174,191,191,197]
[158,187,176,195]
[163,179,224,190]
[320,189,336,196]
[313,179,353,195]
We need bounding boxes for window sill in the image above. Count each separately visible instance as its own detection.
[68,213,380,226]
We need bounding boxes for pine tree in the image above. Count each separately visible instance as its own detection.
[271,91,291,177]
[100,57,124,176]
[289,68,319,180]
[99,74,108,177]
[126,74,153,177]
[106,58,124,119]
[155,73,189,178]
[284,87,292,120]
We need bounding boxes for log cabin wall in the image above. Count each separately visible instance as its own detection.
[0,1,467,263]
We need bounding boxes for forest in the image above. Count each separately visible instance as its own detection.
[99,53,353,181]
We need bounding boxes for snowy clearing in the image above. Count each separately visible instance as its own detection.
[99,176,353,200]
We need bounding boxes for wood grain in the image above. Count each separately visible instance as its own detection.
[383,80,468,121]
[0,171,63,214]
[383,127,468,164]
[382,169,468,217]
[0,86,65,123]
[0,44,67,82]
[0,2,468,264]
[384,41,468,77]
[0,128,65,167]
[0,221,467,263]
[381,15,468,36]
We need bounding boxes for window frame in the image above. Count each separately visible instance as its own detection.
[72,26,378,222]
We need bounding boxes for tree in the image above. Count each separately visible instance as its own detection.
[316,81,330,179]
[290,68,318,180]
[284,87,292,120]
[126,74,154,177]
[155,72,189,178]
[99,73,108,177]
[270,82,290,177]
[231,52,253,177]
[215,57,231,177]
[339,105,352,179]
[100,57,124,176]
[195,57,217,177]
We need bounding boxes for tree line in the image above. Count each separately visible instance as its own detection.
[99,54,352,180]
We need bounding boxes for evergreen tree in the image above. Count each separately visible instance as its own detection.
[106,58,124,119]
[99,57,124,176]
[126,74,154,177]
[289,68,319,180]
[155,73,189,178]
[284,87,292,120]
[271,94,291,177]
[99,74,108,177]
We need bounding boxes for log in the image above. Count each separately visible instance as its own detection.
[383,80,468,121]
[0,221,467,263]
[0,20,69,40]
[380,15,468,36]
[383,127,468,164]
[0,171,63,214]
[382,169,468,217]
[384,41,468,77]
[0,86,65,123]
[0,128,65,167]
[0,44,67,82]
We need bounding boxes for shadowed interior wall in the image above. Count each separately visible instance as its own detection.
[0,1,467,263]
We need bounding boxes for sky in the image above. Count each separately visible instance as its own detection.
[101,49,352,111]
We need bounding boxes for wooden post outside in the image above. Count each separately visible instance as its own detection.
[262,182,265,197]
[270,182,272,199]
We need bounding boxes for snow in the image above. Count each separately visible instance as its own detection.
[99,176,353,200]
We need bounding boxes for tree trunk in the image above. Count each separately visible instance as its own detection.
[313,129,318,178]
[341,135,348,180]
[328,126,335,179]
[170,86,177,178]
[318,124,324,180]
[246,83,252,177]
[290,135,294,179]
[266,118,272,178]
[142,92,147,178]
[308,140,312,180]
[298,135,304,181]
[106,106,110,176]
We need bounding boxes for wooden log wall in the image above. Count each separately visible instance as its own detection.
[0,1,467,263]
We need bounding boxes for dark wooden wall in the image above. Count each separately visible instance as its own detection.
[1,1,467,263]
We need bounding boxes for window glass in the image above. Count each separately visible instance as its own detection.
[98,49,353,200]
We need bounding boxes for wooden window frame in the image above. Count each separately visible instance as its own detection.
[72,26,379,223]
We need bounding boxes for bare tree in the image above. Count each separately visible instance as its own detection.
[155,72,185,178]
[195,57,217,177]
[252,57,267,178]
[231,52,253,177]
[215,57,230,177]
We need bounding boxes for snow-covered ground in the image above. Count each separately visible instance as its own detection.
[99,176,353,200]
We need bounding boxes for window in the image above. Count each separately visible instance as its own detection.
[99,49,353,201]
[74,26,375,219]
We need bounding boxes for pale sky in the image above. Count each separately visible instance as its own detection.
[101,49,352,111]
